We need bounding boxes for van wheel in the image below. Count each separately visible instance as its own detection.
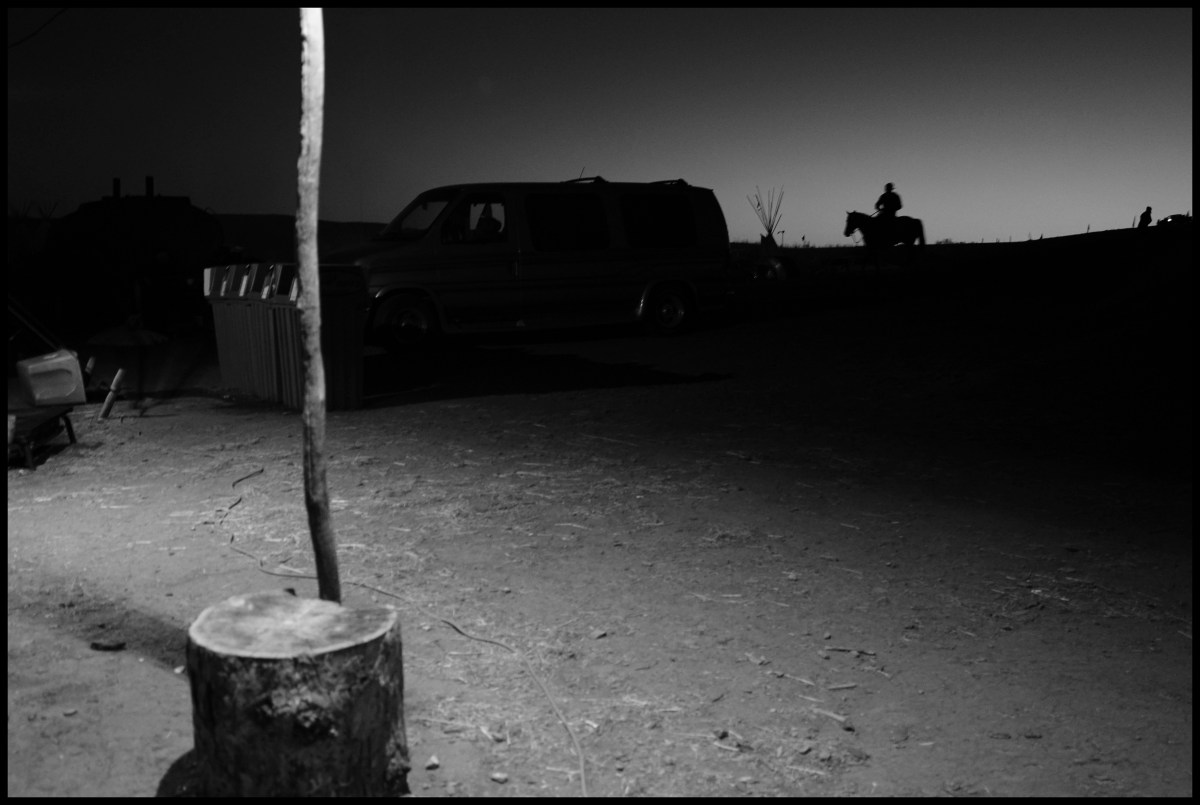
[374,294,438,351]
[646,286,692,335]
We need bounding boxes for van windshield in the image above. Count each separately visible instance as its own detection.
[378,190,456,241]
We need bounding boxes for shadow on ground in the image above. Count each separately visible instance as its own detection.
[362,340,732,407]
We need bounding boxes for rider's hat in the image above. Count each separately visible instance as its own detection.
[885,182,894,191]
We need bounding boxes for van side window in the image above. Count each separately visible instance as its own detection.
[442,196,507,245]
[526,194,610,252]
[620,194,697,248]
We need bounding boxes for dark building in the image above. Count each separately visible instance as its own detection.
[18,177,224,343]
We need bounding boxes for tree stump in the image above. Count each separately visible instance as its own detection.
[186,590,409,796]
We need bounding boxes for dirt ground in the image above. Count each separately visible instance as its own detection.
[8,253,1193,797]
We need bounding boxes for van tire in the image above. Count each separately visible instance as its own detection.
[374,294,439,351]
[646,285,692,335]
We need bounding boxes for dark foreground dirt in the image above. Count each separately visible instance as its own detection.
[8,235,1193,797]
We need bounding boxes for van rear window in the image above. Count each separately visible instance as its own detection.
[526,194,609,252]
[620,194,698,248]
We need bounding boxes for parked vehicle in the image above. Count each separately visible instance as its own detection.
[1157,213,1192,227]
[321,178,738,349]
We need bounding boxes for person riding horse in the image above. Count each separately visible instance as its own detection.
[844,207,925,261]
[874,183,902,242]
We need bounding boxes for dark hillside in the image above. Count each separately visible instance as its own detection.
[741,225,1192,472]
[215,215,385,262]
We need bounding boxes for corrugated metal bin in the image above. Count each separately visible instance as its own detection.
[207,265,248,393]
[245,264,281,402]
[207,264,277,399]
[316,265,368,411]
[269,264,303,410]
[271,264,367,411]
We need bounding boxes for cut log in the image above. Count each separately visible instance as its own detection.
[186,591,409,796]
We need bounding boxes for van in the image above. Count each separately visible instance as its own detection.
[323,178,737,349]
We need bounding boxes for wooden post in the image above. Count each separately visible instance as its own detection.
[97,367,125,420]
[295,6,341,603]
[187,591,410,796]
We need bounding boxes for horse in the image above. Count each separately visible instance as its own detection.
[844,211,925,250]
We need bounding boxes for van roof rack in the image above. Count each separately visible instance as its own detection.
[561,177,693,186]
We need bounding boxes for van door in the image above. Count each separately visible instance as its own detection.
[433,193,522,329]
[517,191,640,328]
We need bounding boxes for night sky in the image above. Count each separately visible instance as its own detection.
[8,8,1192,246]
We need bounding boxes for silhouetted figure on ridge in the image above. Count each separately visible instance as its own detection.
[1138,206,1152,229]
[875,182,902,241]
[875,183,902,217]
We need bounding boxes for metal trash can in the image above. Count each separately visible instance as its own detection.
[207,264,279,399]
[271,264,366,411]
[245,264,281,402]
[268,264,303,410]
[207,265,248,393]
[317,265,367,411]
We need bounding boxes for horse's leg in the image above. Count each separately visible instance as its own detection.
[861,244,877,274]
